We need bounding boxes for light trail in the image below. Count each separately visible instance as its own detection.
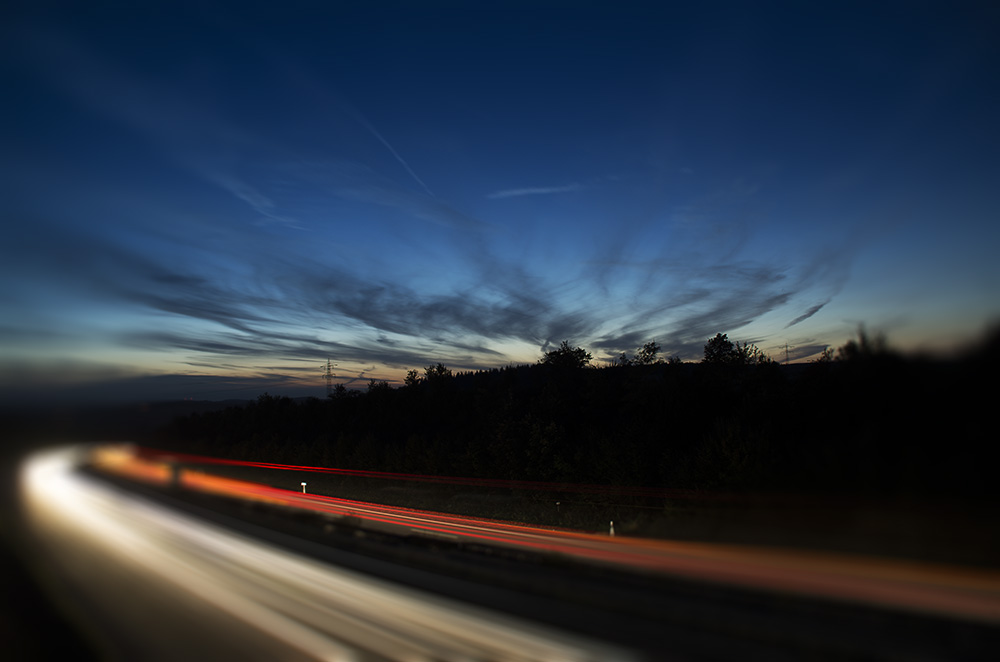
[135,447,720,499]
[20,445,637,662]
[102,444,1000,625]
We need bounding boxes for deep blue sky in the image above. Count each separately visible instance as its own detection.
[2,2,999,400]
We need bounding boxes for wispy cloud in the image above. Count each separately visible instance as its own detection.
[785,299,831,328]
[18,30,309,228]
[310,160,487,231]
[104,224,846,367]
[198,170,304,230]
[4,28,859,380]
[486,183,583,199]
[352,113,435,198]
[8,189,859,378]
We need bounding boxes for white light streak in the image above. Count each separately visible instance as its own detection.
[19,446,635,662]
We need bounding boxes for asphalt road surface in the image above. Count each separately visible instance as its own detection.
[16,444,1000,660]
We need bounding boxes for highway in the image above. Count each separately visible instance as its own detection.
[20,445,638,661]
[17,444,1000,660]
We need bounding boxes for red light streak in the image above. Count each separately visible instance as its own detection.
[100,445,1000,625]
[137,447,724,500]
[182,468,667,566]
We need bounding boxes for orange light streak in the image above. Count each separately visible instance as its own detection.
[102,445,1000,625]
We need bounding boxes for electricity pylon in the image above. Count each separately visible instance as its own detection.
[323,359,336,397]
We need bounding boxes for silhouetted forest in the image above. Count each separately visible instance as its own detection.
[159,330,998,500]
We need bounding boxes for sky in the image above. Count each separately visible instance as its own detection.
[2,1,999,401]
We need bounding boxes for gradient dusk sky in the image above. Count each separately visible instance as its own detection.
[2,2,998,401]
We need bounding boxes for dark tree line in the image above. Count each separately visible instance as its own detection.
[159,330,998,500]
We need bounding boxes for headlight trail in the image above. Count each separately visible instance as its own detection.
[19,445,637,662]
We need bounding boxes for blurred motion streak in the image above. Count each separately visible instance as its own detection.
[136,448,723,499]
[20,445,635,662]
[103,444,1000,625]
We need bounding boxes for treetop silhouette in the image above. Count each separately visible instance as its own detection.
[702,333,773,365]
[540,341,592,369]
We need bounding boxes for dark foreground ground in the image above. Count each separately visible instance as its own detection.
[2,361,999,660]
